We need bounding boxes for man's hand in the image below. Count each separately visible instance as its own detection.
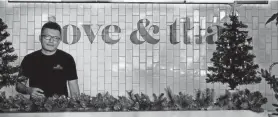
[27,87,45,98]
[16,82,45,97]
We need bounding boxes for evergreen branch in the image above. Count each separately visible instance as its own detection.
[164,87,175,106]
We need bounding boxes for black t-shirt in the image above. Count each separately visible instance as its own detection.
[21,49,78,97]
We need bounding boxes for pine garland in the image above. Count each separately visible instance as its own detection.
[0,88,267,113]
[215,89,267,112]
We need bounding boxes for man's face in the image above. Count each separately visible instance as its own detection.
[40,28,61,52]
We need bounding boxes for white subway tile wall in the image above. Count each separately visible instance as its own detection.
[0,0,277,110]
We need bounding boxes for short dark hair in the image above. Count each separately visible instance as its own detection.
[41,21,62,34]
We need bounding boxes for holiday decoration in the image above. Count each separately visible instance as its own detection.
[151,93,167,111]
[0,88,268,113]
[0,18,26,89]
[214,89,267,112]
[164,87,178,110]
[265,9,278,116]
[260,63,278,115]
[114,96,133,111]
[206,9,261,90]
[174,92,194,110]
[126,90,152,111]
[266,13,278,25]
[193,88,215,110]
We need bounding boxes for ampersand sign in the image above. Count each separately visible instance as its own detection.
[130,19,160,45]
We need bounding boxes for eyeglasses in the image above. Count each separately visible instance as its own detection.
[42,35,61,42]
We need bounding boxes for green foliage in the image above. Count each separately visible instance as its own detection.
[151,93,167,111]
[260,66,278,115]
[0,18,24,88]
[126,90,153,111]
[0,92,32,112]
[193,88,215,110]
[164,87,178,110]
[91,92,117,111]
[215,89,267,112]
[260,68,278,93]
[164,88,215,110]
[206,13,261,90]
[265,12,278,25]
[175,92,194,110]
[114,96,133,111]
[0,88,267,113]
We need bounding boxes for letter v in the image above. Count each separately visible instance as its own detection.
[82,24,103,44]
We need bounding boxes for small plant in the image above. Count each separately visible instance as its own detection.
[0,92,10,110]
[215,89,267,112]
[127,90,152,111]
[215,90,235,110]
[89,92,118,111]
[56,95,70,110]
[248,91,268,112]
[92,92,109,111]
[193,88,215,110]
[164,87,179,110]
[134,93,152,111]
[114,96,133,111]
[31,96,46,112]
[151,93,167,111]
[44,97,55,112]
[12,94,32,112]
[175,92,194,110]
[103,92,117,111]
[76,93,92,111]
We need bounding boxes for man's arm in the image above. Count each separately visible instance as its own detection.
[68,79,80,98]
[17,56,45,97]
[15,78,29,94]
[16,76,45,97]
[16,79,45,97]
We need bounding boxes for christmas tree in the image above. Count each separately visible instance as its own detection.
[206,12,261,90]
[0,18,24,89]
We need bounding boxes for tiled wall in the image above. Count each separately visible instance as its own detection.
[0,0,278,110]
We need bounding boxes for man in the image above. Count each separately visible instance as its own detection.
[16,21,80,98]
